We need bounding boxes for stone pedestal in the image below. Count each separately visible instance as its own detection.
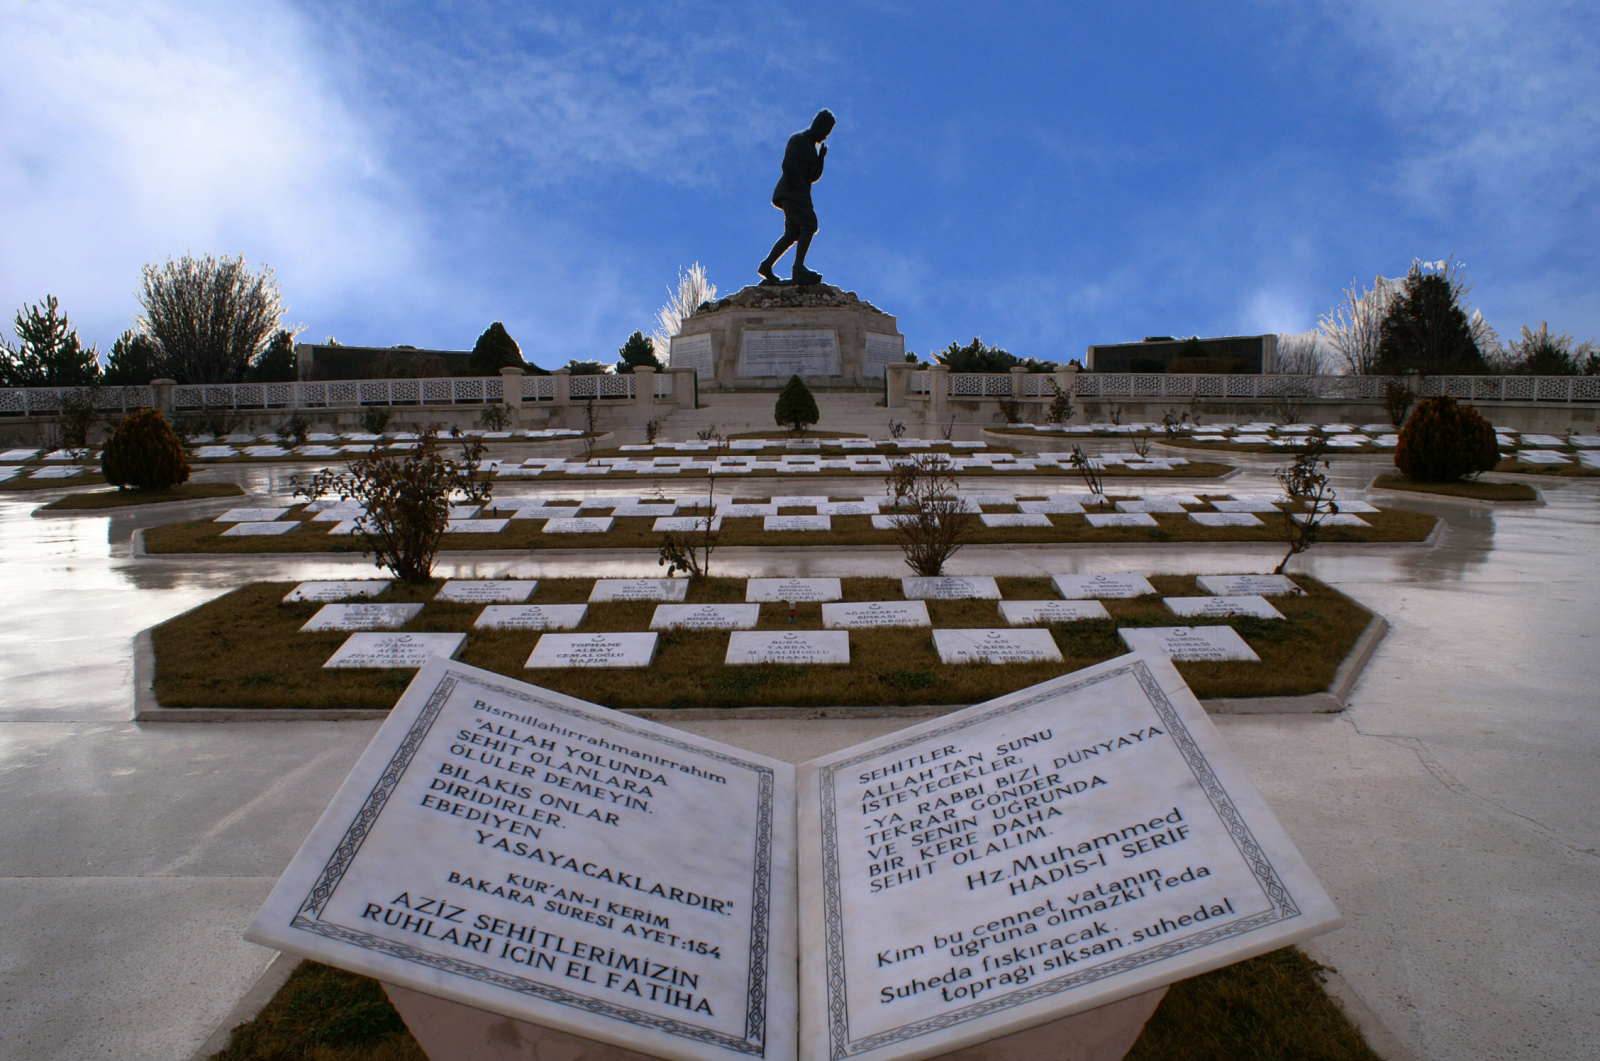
[670,284,904,391]
[382,982,1166,1061]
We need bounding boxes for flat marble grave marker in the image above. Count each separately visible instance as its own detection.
[1085,512,1158,528]
[248,653,1341,1061]
[473,604,587,630]
[653,516,724,533]
[543,517,614,534]
[283,581,391,603]
[651,604,760,630]
[746,578,843,603]
[1052,573,1156,599]
[820,601,930,628]
[1188,512,1265,527]
[727,630,849,665]
[997,599,1111,624]
[445,519,510,534]
[221,521,300,536]
[1119,625,1260,661]
[1292,512,1369,527]
[1209,500,1281,513]
[434,580,538,603]
[900,576,1001,600]
[301,603,424,632]
[215,507,289,523]
[322,632,465,668]
[932,627,1063,664]
[1195,574,1301,597]
[979,513,1052,528]
[764,515,831,532]
[1164,595,1285,620]
[589,578,689,602]
[526,632,659,668]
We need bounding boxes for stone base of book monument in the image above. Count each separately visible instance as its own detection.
[382,981,1167,1061]
[668,284,905,390]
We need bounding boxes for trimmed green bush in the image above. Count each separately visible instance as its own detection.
[102,409,191,491]
[774,374,819,433]
[1394,396,1499,482]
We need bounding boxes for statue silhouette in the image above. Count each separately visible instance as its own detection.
[758,109,835,286]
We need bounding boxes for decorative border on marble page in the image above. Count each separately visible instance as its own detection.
[290,669,777,1057]
[818,659,1300,1059]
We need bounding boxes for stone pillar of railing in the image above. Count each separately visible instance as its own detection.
[554,368,571,406]
[671,368,697,408]
[499,367,524,410]
[1056,363,1078,400]
[634,366,657,417]
[1009,366,1028,400]
[1405,368,1422,395]
[152,378,176,416]
[928,364,950,424]
[884,362,912,408]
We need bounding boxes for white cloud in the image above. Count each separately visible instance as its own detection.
[0,0,422,347]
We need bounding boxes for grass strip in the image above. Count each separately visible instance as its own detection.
[209,948,1377,1061]
[151,574,1372,711]
[139,504,1436,557]
[38,481,245,510]
[0,469,108,492]
[1493,457,1600,478]
[1370,473,1537,501]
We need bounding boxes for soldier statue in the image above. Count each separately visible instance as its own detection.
[757,109,835,286]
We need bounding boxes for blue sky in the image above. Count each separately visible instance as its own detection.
[3,1,1596,370]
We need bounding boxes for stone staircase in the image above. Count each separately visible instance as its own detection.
[655,387,917,441]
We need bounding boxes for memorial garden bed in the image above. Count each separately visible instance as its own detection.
[150,573,1373,711]
[208,947,1380,1061]
[1370,474,1538,501]
[138,498,1437,556]
[38,481,245,510]
[1493,456,1600,477]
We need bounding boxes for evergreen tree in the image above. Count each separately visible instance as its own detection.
[468,322,524,373]
[1,295,100,386]
[774,375,820,433]
[245,329,298,382]
[616,330,663,373]
[934,337,1054,373]
[1376,264,1485,375]
[104,330,165,385]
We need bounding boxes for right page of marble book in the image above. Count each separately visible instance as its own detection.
[796,651,1343,1061]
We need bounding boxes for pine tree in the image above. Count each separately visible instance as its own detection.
[468,322,524,374]
[1376,264,1484,375]
[245,329,298,382]
[774,375,820,434]
[104,330,165,385]
[616,330,662,373]
[2,295,100,386]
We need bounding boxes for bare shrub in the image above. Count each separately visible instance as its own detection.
[1274,432,1337,574]
[294,429,490,583]
[884,454,975,576]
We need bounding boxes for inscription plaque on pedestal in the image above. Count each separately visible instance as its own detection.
[671,333,715,380]
[736,330,841,378]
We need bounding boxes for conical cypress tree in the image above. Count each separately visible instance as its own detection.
[774,375,819,434]
[468,322,524,373]
[1376,266,1484,375]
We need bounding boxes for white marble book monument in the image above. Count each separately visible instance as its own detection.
[248,654,1340,1061]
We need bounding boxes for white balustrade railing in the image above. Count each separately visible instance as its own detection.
[4,371,1596,417]
[0,385,155,416]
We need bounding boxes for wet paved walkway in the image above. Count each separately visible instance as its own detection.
[1,455,1596,1060]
